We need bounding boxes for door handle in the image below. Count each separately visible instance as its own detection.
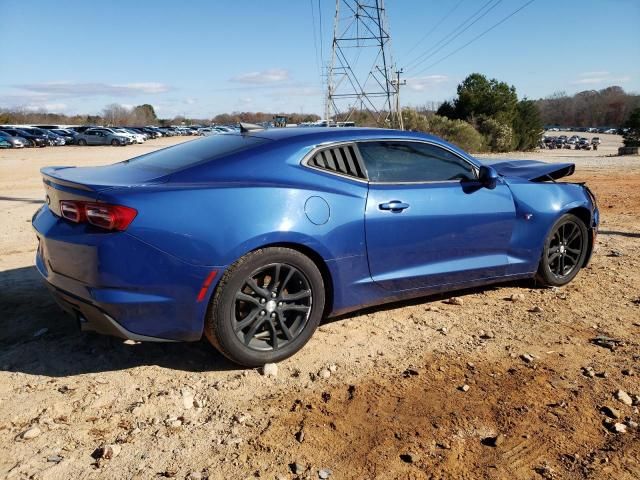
[379,201,410,212]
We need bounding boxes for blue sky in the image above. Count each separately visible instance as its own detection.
[2,0,639,118]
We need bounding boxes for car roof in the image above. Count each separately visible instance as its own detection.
[240,127,475,160]
[244,126,430,141]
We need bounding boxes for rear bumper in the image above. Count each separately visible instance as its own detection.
[33,205,222,341]
[46,282,176,341]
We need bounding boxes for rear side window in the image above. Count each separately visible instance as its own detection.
[306,144,366,179]
[126,134,268,172]
[358,141,476,183]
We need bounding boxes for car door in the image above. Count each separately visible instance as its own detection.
[83,131,96,145]
[97,131,109,145]
[360,140,516,291]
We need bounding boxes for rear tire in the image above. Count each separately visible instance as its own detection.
[536,213,588,287]
[205,247,325,367]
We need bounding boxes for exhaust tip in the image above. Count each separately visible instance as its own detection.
[77,313,89,331]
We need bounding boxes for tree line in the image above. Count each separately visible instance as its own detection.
[0,105,320,128]
[1,76,637,153]
[535,86,640,128]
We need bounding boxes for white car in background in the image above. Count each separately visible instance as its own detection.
[119,128,146,144]
[198,127,218,136]
[108,128,142,144]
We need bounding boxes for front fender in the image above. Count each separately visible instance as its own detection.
[503,179,595,275]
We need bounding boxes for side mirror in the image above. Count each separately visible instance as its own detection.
[478,165,499,189]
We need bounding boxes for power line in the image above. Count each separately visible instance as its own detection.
[412,0,537,76]
[405,0,502,68]
[310,0,321,79]
[404,0,466,59]
[405,0,503,71]
[318,0,324,69]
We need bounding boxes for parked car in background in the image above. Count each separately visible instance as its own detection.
[34,125,63,130]
[0,128,48,147]
[198,127,218,136]
[122,128,147,143]
[18,127,65,146]
[33,126,599,366]
[577,138,592,150]
[75,128,129,146]
[0,138,12,148]
[0,130,26,148]
[139,127,160,139]
[108,128,143,144]
[51,129,79,145]
[122,127,148,140]
[591,137,601,145]
[43,130,66,146]
[94,128,135,144]
[158,127,176,137]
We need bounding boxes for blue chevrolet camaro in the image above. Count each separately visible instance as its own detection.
[33,127,599,366]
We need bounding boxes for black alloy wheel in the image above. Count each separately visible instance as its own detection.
[537,213,588,286]
[205,247,325,367]
[233,262,312,351]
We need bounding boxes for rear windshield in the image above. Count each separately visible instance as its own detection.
[126,134,268,172]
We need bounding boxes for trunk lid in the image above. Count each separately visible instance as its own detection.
[41,163,167,216]
[482,159,575,182]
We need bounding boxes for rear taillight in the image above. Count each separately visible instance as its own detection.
[60,201,85,223]
[59,201,137,231]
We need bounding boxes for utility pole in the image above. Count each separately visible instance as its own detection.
[391,68,406,130]
[326,0,399,127]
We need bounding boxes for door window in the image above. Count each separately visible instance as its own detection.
[358,141,476,183]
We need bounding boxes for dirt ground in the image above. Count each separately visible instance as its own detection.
[0,135,638,480]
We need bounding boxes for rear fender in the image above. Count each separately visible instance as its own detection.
[100,183,367,267]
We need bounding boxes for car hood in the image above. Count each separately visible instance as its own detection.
[481,159,575,182]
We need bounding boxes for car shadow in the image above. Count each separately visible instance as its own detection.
[323,279,535,324]
[0,196,44,204]
[598,229,640,239]
[1,265,537,377]
[0,266,239,377]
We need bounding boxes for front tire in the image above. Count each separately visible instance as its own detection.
[537,213,588,287]
[205,247,325,367]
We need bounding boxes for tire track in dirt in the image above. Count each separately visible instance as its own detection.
[258,350,640,479]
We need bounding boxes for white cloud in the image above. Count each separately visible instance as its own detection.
[578,71,610,77]
[232,68,290,84]
[571,72,631,86]
[406,75,449,92]
[44,103,67,111]
[13,81,172,96]
[23,102,68,112]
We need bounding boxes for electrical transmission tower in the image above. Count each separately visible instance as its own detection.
[326,0,401,128]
